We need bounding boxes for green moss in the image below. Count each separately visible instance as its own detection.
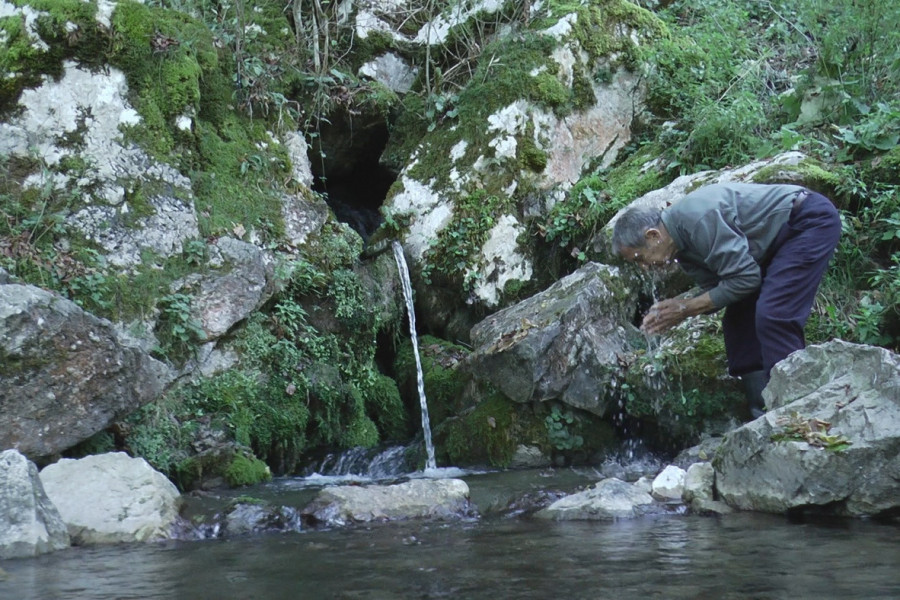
[866,146,900,185]
[394,335,471,428]
[519,137,549,173]
[622,316,741,438]
[750,158,843,195]
[572,68,597,111]
[224,453,272,487]
[440,392,518,467]
[532,71,570,111]
[421,190,512,291]
[365,374,411,441]
[0,0,104,111]
[340,408,380,449]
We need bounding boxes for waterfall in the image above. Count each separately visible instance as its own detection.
[392,241,437,470]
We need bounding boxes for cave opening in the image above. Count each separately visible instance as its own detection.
[310,114,397,241]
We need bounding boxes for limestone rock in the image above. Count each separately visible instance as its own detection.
[183,237,275,339]
[535,478,655,520]
[377,6,665,325]
[651,465,686,501]
[302,479,471,526]
[682,462,715,503]
[358,52,418,93]
[0,284,170,460]
[714,340,900,517]
[39,453,182,544]
[467,262,639,416]
[0,450,70,559]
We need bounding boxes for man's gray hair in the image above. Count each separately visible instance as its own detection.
[611,205,663,255]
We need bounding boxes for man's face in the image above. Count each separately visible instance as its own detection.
[619,241,673,268]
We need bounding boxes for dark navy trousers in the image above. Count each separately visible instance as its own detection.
[722,191,841,378]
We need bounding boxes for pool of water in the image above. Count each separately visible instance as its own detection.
[3,469,899,600]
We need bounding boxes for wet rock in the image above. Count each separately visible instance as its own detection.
[509,445,551,469]
[672,437,724,470]
[39,453,182,544]
[0,284,170,461]
[632,476,653,495]
[535,478,655,520]
[302,479,472,526]
[690,498,734,516]
[714,341,900,517]
[223,502,303,536]
[467,262,639,417]
[0,450,70,559]
[682,462,715,503]
[651,465,686,501]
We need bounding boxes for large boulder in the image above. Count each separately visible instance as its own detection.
[466,262,640,417]
[379,3,666,337]
[302,479,471,526]
[0,284,170,460]
[0,450,70,559]
[714,340,900,517]
[39,453,183,544]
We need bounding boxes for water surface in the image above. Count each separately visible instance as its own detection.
[3,469,898,599]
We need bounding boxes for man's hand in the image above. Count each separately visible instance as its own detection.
[641,293,716,335]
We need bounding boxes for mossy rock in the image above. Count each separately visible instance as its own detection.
[435,392,525,468]
[176,444,272,490]
[364,373,412,441]
[394,335,472,428]
[622,315,743,446]
[865,146,900,185]
[751,158,843,202]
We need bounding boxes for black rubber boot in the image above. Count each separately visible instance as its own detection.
[742,370,768,419]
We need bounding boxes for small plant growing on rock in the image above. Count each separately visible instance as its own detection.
[544,405,584,451]
[770,412,853,452]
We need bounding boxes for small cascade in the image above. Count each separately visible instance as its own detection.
[311,445,414,479]
[392,241,437,470]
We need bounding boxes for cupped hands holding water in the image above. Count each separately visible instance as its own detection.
[641,292,716,335]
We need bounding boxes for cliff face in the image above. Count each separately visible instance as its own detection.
[0,1,666,468]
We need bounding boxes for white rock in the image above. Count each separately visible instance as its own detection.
[536,478,654,520]
[683,462,715,503]
[469,215,533,307]
[651,465,687,501]
[302,479,470,526]
[40,453,182,545]
[358,52,419,93]
[0,450,69,559]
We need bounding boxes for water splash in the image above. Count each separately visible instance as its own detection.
[392,241,437,470]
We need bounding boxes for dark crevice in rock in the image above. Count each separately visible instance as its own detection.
[310,114,396,241]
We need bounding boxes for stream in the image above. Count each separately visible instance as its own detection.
[3,466,899,600]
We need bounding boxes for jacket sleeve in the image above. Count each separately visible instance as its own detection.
[691,210,762,308]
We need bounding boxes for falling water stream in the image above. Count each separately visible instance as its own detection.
[392,241,437,470]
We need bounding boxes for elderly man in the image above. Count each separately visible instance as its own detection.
[611,182,841,417]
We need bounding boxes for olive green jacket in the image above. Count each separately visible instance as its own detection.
[660,182,806,308]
